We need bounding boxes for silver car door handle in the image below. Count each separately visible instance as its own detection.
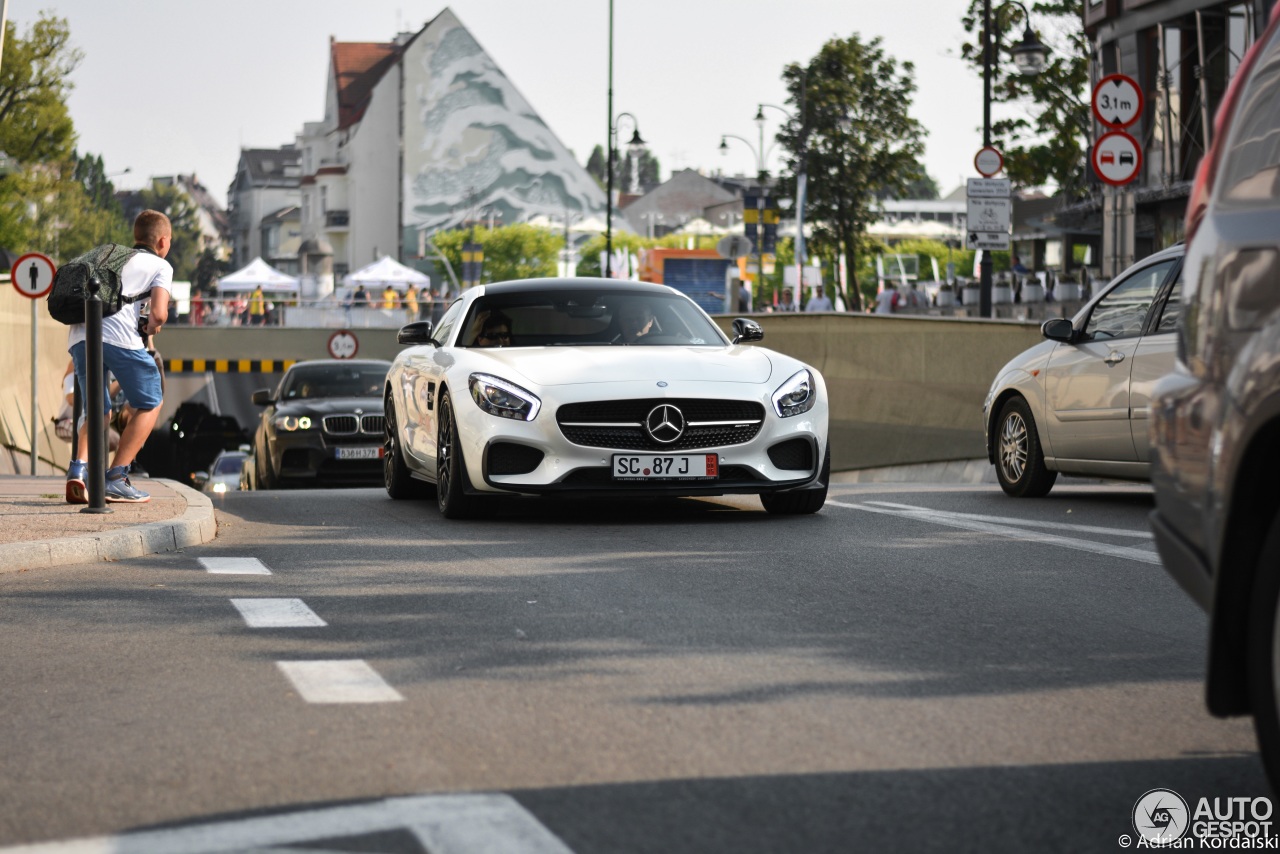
[1104,351,1126,366]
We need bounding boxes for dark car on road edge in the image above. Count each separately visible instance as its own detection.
[1149,7,1280,789]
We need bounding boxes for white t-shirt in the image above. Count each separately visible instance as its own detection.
[67,249,173,351]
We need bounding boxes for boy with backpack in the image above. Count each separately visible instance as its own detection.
[61,210,173,504]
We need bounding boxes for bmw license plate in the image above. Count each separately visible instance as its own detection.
[612,454,718,481]
[336,446,383,460]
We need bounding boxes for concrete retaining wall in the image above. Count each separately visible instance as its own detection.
[3,285,1045,473]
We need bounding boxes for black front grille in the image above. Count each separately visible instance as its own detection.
[768,438,814,471]
[361,415,385,435]
[557,399,764,451]
[324,415,358,434]
[488,442,545,475]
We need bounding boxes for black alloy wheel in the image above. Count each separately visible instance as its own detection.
[994,397,1057,498]
[1249,507,1280,792]
[384,389,432,499]
[436,390,477,519]
[256,445,279,490]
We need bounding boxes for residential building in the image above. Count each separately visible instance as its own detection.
[226,146,302,270]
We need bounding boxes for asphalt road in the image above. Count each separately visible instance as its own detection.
[0,481,1265,853]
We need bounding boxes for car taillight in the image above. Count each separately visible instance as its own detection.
[1185,8,1280,242]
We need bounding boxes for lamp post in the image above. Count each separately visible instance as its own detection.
[757,100,808,311]
[605,112,644,278]
[978,0,1047,317]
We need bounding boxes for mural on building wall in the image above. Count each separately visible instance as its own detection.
[402,10,606,245]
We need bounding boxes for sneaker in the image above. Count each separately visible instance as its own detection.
[105,465,150,503]
[66,459,88,505]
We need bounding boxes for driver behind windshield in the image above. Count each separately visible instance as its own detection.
[472,309,514,347]
[617,301,660,343]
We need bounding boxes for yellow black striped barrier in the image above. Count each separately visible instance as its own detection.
[165,359,296,374]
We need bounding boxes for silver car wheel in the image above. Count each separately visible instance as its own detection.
[999,410,1029,484]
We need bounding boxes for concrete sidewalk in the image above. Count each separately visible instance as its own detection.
[0,475,216,574]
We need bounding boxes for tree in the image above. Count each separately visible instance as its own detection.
[194,248,229,293]
[0,15,80,164]
[775,35,927,311]
[960,0,1089,194]
[73,152,124,215]
[432,223,561,283]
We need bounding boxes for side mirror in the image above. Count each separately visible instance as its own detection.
[397,320,434,345]
[251,389,274,406]
[731,317,764,344]
[1041,318,1076,343]
[192,472,210,488]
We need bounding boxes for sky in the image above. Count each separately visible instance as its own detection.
[17,0,1016,209]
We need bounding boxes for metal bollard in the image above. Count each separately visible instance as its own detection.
[82,275,111,514]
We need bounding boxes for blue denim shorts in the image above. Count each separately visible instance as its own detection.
[70,341,164,413]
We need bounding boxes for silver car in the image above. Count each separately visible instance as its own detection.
[983,244,1184,497]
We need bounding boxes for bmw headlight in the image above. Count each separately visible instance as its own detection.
[272,415,314,431]
[772,369,816,418]
[469,373,541,421]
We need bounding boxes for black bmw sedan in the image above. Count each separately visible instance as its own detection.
[250,359,392,489]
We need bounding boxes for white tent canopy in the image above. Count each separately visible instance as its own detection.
[342,255,431,291]
[216,257,300,293]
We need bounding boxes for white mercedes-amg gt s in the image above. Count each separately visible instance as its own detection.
[383,278,830,518]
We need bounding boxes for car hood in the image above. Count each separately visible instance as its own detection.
[273,397,383,414]
[465,346,777,386]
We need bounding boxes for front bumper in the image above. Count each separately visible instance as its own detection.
[1150,508,1213,612]
[448,382,829,498]
[271,431,385,485]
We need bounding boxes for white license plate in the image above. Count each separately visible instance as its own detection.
[336,446,383,460]
[612,454,718,481]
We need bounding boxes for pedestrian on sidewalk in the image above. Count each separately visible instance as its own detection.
[65,209,174,505]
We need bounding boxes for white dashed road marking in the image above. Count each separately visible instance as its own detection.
[276,660,404,704]
[231,598,327,628]
[0,793,575,853]
[865,501,1155,538]
[829,499,1161,565]
[198,557,271,575]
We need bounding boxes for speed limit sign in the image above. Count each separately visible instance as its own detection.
[327,329,359,359]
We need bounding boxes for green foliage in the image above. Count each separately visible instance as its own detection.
[133,182,203,280]
[775,34,928,311]
[1,159,129,262]
[73,153,123,214]
[433,223,561,283]
[618,148,661,193]
[194,249,229,293]
[0,15,80,164]
[960,0,1089,194]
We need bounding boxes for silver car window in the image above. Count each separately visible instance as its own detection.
[1084,260,1177,340]
[1155,278,1184,334]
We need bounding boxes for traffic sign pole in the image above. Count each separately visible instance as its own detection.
[13,252,56,475]
[29,298,36,474]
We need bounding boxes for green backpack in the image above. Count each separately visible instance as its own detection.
[46,243,144,325]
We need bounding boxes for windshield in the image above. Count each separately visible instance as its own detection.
[213,455,246,475]
[280,363,390,399]
[458,290,727,347]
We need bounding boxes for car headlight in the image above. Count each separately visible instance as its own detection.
[469,373,541,421]
[212,482,228,494]
[772,369,816,417]
[272,415,314,431]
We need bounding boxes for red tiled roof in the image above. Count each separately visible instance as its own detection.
[332,40,400,130]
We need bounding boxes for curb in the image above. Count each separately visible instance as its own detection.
[0,479,217,574]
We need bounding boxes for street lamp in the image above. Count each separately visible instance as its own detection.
[605,112,644,278]
[978,0,1048,317]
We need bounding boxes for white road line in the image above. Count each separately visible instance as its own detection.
[230,598,327,628]
[865,501,1155,538]
[828,500,1161,565]
[0,793,575,853]
[276,660,403,704]
[198,557,271,575]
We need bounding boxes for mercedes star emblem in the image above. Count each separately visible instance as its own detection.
[645,404,685,444]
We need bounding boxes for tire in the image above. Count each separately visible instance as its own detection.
[994,397,1057,498]
[384,390,433,499]
[761,441,830,515]
[1248,508,1280,792]
[436,390,479,519]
